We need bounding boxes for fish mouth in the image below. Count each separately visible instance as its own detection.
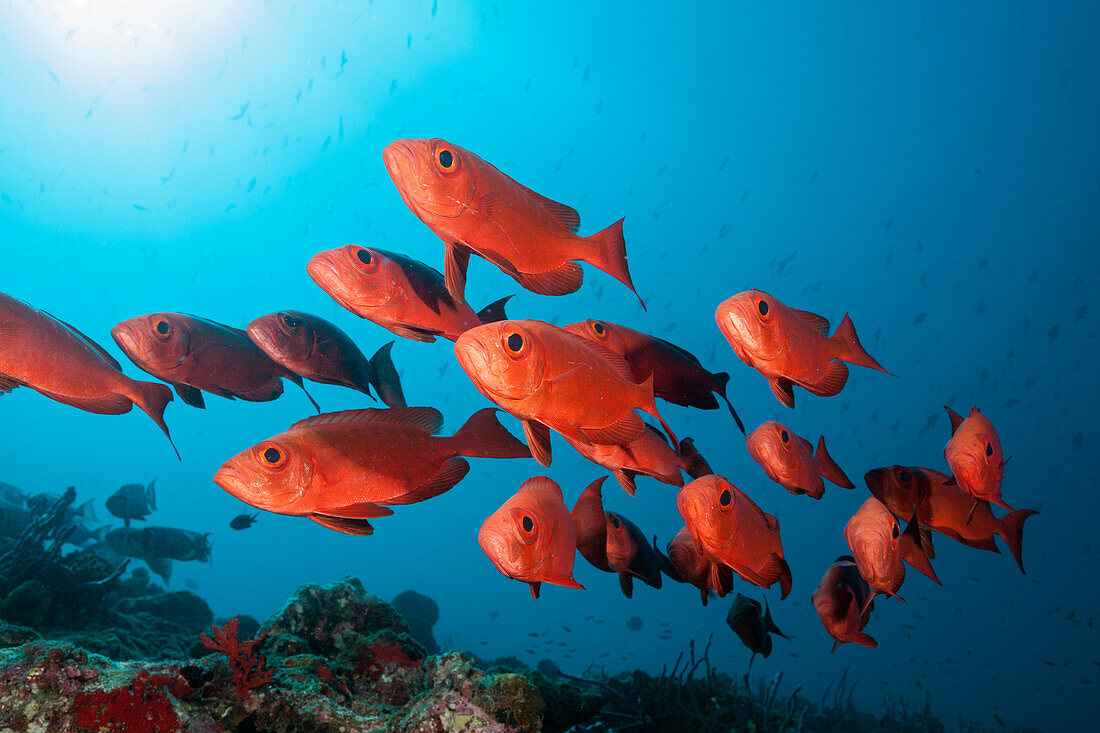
[307,252,358,312]
[213,463,253,505]
[245,318,282,357]
[454,333,492,387]
[478,527,522,579]
[382,140,429,211]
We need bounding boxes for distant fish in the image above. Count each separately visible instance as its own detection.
[230,512,258,530]
[626,616,643,631]
[106,480,156,527]
[746,421,854,499]
[604,511,679,599]
[665,525,732,606]
[727,594,787,664]
[228,102,250,120]
[943,406,1013,518]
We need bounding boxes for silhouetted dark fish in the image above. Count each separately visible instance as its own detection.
[726,593,787,664]
[230,513,259,530]
[105,480,156,527]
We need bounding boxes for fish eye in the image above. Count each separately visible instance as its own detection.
[611,515,620,529]
[356,249,371,265]
[592,321,606,336]
[263,448,281,464]
[282,314,300,329]
[899,469,911,483]
[985,443,993,457]
[719,489,732,508]
[156,320,169,335]
[503,329,530,360]
[438,149,453,168]
[351,246,379,273]
[255,443,289,470]
[521,515,533,533]
[891,523,900,539]
[508,333,523,351]
[780,429,789,443]
[757,299,769,317]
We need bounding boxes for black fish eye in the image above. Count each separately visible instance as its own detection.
[521,515,533,533]
[758,300,769,316]
[780,430,789,443]
[593,322,605,335]
[438,149,453,168]
[263,447,281,464]
[283,314,299,328]
[356,249,372,265]
[156,320,169,335]
[899,469,911,482]
[891,523,900,539]
[507,333,524,352]
[719,489,732,507]
[985,443,993,457]
[611,516,620,529]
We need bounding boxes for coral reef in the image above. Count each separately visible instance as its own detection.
[200,616,273,696]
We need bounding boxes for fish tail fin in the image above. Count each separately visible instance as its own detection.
[763,598,788,639]
[452,408,531,459]
[369,341,407,408]
[131,380,179,460]
[832,313,892,375]
[92,525,111,544]
[678,437,714,480]
[999,508,1038,573]
[639,374,678,450]
[579,218,646,310]
[853,632,878,649]
[75,498,98,523]
[713,372,746,434]
[286,372,320,413]
[476,295,512,325]
[147,479,157,512]
[815,436,854,488]
[831,639,842,653]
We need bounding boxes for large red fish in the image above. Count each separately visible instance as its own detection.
[247,311,406,408]
[562,319,744,432]
[676,475,792,598]
[454,319,678,466]
[307,245,510,343]
[943,406,1013,518]
[383,138,643,307]
[605,511,678,599]
[563,428,710,496]
[715,290,890,408]
[844,497,939,610]
[812,555,877,651]
[112,313,319,412]
[746,421,854,499]
[0,291,177,457]
[570,477,613,573]
[866,466,1036,573]
[666,525,733,606]
[212,407,530,535]
[479,476,584,599]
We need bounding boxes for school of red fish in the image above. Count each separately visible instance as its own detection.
[0,138,1036,655]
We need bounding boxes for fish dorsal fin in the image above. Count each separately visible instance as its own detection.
[944,406,965,434]
[654,337,704,367]
[515,181,581,232]
[290,406,443,434]
[519,476,563,498]
[794,309,830,336]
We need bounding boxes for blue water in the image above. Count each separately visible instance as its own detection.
[2,2,1097,730]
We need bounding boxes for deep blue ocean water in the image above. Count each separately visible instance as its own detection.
[1,2,1097,730]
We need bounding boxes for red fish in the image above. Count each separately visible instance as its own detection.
[570,477,613,573]
[563,428,711,496]
[812,555,877,651]
[715,290,890,408]
[212,407,530,535]
[454,319,677,466]
[666,525,733,606]
[307,245,510,343]
[112,313,319,412]
[604,511,679,599]
[676,475,791,598]
[866,466,1036,573]
[844,497,939,609]
[247,311,406,408]
[861,464,931,525]
[562,319,744,432]
[943,406,1013,518]
[383,138,643,306]
[0,291,177,457]
[479,476,584,599]
[746,421,853,499]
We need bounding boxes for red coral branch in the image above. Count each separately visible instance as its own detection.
[200,617,274,696]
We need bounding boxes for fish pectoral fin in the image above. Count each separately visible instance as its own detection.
[382,457,469,505]
[514,261,584,297]
[173,383,206,409]
[580,410,644,446]
[853,632,878,648]
[752,553,792,600]
[769,378,795,408]
[523,420,554,467]
[617,572,634,599]
[613,470,638,497]
[444,243,471,301]
[322,502,395,519]
[550,574,585,591]
[309,514,376,536]
[804,360,849,398]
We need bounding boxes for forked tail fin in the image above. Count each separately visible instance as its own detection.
[579,218,646,310]
[815,436,854,488]
[998,508,1038,573]
[832,313,892,374]
[452,408,531,459]
[131,380,179,460]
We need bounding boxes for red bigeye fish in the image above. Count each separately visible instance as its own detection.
[812,555,878,651]
[604,511,680,599]
[676,475,792,599]
[112,313,319,412]
[726,594,788,665]
[454,319,678,467]
[479,476,584,599]
[862,464,931,525]
[563,427,711,496]
[307,245,510,344]
[570,476,613,573]
[247,311,407,408]
[562,319,744,433]
[212,407,530,536]
[382,138,643,307]
[0,291,178,458]
[943,406,1013,519]
[844,497,939,612]
[666,525,733,607]
[746,421,854,499]
[715,290,890,408]
[866,466,1036,573]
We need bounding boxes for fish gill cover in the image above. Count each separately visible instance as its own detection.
[0,1,1096,731]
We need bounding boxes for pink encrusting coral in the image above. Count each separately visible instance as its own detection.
[200,616,274,696]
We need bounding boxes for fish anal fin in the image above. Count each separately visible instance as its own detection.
[618,572,634,599]
[529,582,541,600]
[34,387,132,415]
[309,514,375,535]
[613,470,638,497]
[322,502,394,519]
[804,360,849,398]
[515,261,584,296]
[390,323,439,343]
[0,373,24,393]
[853,632,878,648]
[383,457,469,505]
[580,410,644,446]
